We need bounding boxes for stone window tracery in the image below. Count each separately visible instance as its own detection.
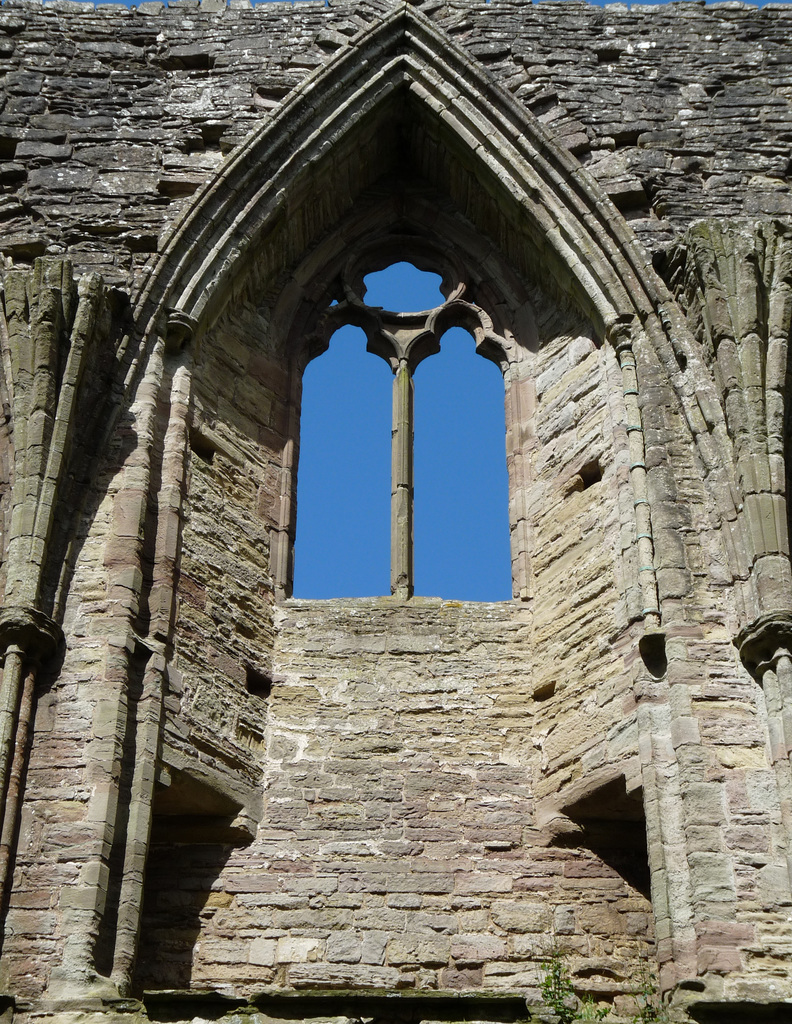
[276,238,536,602]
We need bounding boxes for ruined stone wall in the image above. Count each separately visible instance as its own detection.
[119,295,660,1004]
[1,2,792,1023]
[136,599,653,1007]
[1,0,792,286]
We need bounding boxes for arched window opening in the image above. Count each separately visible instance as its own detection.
[284,251,521,603]
[413,327,510,601]
[363,262,444,311]
[293,325,391,598]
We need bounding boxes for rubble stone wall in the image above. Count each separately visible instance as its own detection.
[1,0,792,285]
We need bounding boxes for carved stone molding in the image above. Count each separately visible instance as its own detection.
[735,610,792,677]
[668,220,792,622]
[0,606,63,663]
[165,309,198,353]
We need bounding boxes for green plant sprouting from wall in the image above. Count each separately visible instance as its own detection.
[540,949,668,1023]
[630,960,668,1024]
[541,948,578,1023]
[579,995,609,1021]
[541,949,607,1023]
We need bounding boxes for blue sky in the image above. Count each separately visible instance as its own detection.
[293,264,512,601]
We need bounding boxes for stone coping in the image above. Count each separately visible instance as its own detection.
[2,0,791,15]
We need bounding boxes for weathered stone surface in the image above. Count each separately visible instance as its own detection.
[0,1,785,284]
[0,3,791,1024]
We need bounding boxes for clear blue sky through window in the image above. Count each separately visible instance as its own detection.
[363,262,443,310]
[294,263,511,601]
[414,327,510,601]
[293,325,392,599]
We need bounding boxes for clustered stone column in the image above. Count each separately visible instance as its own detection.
[736,612,792,895]
[0,607,62,919]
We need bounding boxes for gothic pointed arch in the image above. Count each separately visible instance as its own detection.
[137,4,681,345]
[6,6,792,1016]
[123,1,747,620]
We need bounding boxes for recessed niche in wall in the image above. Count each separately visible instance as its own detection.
[245,664,272,699]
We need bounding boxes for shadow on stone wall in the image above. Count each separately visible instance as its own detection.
[134,837,236,991]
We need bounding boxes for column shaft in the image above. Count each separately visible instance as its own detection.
[391,360,413,599]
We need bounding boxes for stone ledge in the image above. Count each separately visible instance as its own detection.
[142,988,533,1022]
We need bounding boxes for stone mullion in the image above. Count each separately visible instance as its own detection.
[391,359,413,600]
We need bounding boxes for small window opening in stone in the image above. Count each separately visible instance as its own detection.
[245,664,272,699]
[363,262,444,311]
[190,429,215,464]
[200,122,226,149]
[579,458,602,489]
[567,459,602,495]
[597,46,623,64]
[293,324,391,598]
[533,681,556,701]
[639,632,667,679]
[413,326,510,601]
[563,779,652,900]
